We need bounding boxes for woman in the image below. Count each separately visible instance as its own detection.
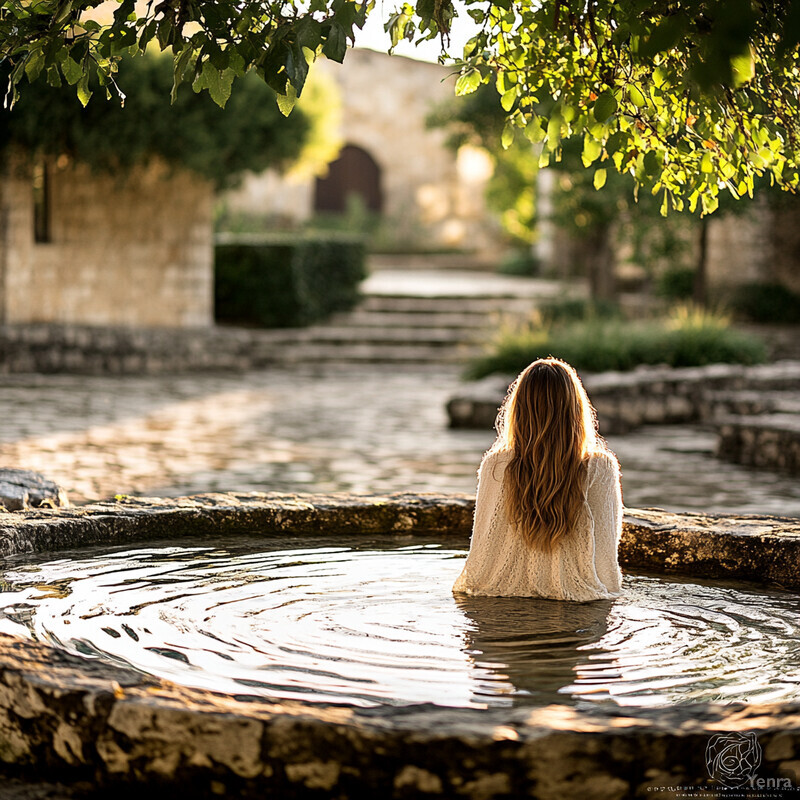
[453,358,623,602]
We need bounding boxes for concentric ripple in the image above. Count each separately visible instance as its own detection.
[1,534,799,709]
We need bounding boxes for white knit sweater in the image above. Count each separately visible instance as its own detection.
[452,450,624,601]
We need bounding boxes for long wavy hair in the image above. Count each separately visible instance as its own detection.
[489,358,605,551]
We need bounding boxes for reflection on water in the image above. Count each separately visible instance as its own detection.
[2,535,799,709]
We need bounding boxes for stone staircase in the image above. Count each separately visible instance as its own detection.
[274,292,539,366]
[270,268,574,366]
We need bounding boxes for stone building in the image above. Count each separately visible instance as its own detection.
[706,199,800,294]
[223,48,498,253]
[0,155,214,328]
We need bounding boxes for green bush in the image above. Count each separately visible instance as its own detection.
[732,282,800,324]
[214,234,366,327]
[656,266,696,300]
[467,306,766,379]
[537,297,621,325]
[498,249,541,276]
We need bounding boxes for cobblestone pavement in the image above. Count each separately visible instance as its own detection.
[1,366,798,516]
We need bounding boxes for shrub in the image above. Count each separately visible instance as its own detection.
[537,297,621,325]
[731,282,800,324]
[657,266,696,300]
[498,249,541,276]
[466,305,766,379]
[214,234,366,327]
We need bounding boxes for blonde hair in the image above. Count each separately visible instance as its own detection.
[489,358,606,551]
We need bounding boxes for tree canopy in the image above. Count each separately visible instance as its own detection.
[0,52,340,186]
[3,0,800,211]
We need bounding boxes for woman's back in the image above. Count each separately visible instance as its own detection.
[452,449,623,602]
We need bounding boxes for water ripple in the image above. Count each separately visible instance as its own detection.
[1,534,799,710]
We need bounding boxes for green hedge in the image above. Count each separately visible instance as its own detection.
[657,266,696,300]
[214,234,367,327]
[467,306,767,379]
[731,282,800,324]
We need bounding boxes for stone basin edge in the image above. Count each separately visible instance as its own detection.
[0,492,799,797]
[1,491,799,588]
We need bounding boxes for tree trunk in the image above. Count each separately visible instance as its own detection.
[586,224,616,302]
[693,218,709,306]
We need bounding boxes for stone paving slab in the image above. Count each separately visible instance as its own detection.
[361,268,580,299]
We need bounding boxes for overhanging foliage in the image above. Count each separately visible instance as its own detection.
[0,53,331,185]
[2,0,800,211]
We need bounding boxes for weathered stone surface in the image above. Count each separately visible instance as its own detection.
[0,493,799,797]
[0,323,298,375]
[716,414,800,474]
[0,469,69,511]
[0,628,799,798]
[0,493,474,559]
[0,492,798,588]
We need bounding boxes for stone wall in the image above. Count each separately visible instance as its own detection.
[705,199,772,291]
[447,361,800,433]
[0,323,301,374]
[0,156,214,328]
[717,414,800,474]
[222,49,499,253]
[680,197,800,294]
[767,203,800,294]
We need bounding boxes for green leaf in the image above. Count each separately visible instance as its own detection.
[24,49,44,82]
[76,73,92,106]
[171,46,194,102]
[61,56,83,86]
[285,43,309,95]
[731,50,755,87]
[501,119,515,149]
[701,152,713,173]
[209,65,234,107]
[627,84,646,107]
[643,150,660,176]
[593,168,607,190]
[593,92,617,122]
[523,116,545,143]
[455,68,481,96]
[546,112,563,146]
[323,22,347,62]
[46,65,62,88]
[277,81,298,116]
[582,137,602,166]
[500,87,517,112]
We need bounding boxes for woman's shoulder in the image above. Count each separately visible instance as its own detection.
[481,447,512,466]
[584,450,620,480]
[479,447,511,476]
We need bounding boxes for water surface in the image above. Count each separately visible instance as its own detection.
[2,534,798,710]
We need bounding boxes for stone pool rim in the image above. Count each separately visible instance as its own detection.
[1,492,799,797]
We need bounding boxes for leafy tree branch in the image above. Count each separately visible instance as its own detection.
[3,0,800,211]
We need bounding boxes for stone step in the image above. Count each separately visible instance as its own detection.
[359,295,537,315]
[715,413,800,474]
[276,342,479,364]
[297,325,479,345]
[367,253,495,271]
[330,309,502,330]
[702,389,800,420]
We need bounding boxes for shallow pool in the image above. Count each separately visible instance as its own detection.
[1,534,798,710]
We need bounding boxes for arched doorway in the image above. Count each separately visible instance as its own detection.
[314,145,383,215]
